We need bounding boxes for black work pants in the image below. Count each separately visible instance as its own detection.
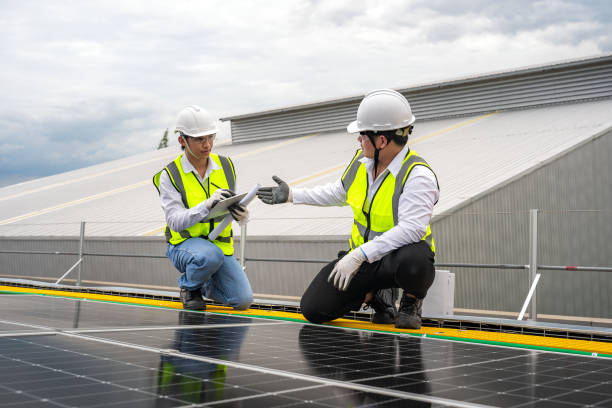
[300,240,435,324]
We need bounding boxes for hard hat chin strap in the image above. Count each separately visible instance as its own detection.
[363,126,413,179]
[178,132,200,160]
[367,133,381,180]
[184,140,200,160]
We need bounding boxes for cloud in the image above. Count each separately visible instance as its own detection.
[0,97,171,183]
[0,0,610,186]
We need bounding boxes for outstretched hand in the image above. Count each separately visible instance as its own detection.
[256,175,290,204]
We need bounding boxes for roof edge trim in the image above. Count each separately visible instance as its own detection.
[221,53,612,121]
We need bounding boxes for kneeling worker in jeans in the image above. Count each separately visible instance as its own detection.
[153,105,253,311]
[257,90,439,329]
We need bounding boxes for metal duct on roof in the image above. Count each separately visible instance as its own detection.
[229,103,360,143]
[225,55,612,143]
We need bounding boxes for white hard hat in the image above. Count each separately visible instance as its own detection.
[347,89,416,134]
[175,105,218,137]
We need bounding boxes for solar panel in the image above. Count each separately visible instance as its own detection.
[2,294,612,407]
[0,295,266,329]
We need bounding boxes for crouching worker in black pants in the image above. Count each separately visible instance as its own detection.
[257,89,439,329]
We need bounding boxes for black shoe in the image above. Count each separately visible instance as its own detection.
[367,288,398,324]
[395,293,423,329]
[180,288,206,310]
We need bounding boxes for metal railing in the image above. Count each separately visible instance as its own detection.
[1,209,612,322]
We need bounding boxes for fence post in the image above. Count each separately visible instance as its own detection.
[240,224,247,271]
[518,209,540,321]
[77,221,85,286]
[528,209,538,321]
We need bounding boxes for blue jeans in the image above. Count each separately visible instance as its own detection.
[166,237,253,310]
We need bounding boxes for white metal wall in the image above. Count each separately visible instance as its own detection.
[433,127,612,317]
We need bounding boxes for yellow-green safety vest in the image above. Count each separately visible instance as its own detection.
[153,153,236,255]
[341,149,439,253]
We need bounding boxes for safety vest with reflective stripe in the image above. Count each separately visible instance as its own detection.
[152,153,236,255]
[341,149,439,253]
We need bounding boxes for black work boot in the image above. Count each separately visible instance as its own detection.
[180,288,206,310]
[367,288,398,324]
[395,293,423,329]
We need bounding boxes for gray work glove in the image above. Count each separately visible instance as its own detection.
[229,203,249,225]
[203,189,234,210]
[257,175,290,204]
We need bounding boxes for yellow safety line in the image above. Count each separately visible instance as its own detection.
[287,112,499,189]
[1,135,317,230]
[3,286,611,356]
[332,320,612,356]
[0,152,180,203]
[0,180,150,226]
[231,134,315,159]
[288,164,347,186]
[0,285,181,308]
[407,111,497,145]
[142,227,165,237]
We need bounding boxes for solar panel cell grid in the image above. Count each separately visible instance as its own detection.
[1,335,435,408]
[1,295,612,408]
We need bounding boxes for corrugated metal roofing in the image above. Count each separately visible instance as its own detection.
[1,99,610,237]
[223,54,612,143]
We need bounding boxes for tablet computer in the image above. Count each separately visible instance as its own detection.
[203,192,247,221]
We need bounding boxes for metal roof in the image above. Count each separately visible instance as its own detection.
[223,54,612,143]
[1,99,610,237]
[222,53,612,121]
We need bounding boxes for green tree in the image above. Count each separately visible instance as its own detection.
[157,128,169,149]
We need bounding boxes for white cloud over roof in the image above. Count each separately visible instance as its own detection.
[0,0,610,186]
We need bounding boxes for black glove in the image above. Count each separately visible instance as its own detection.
[257,175,290,204]
[229,203,249,225]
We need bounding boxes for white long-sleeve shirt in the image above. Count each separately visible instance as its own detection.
[158,154,222,232]
[292,144,439,263]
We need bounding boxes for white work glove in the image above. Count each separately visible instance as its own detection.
[229,204,249,226]
[328,248,366,291]
[203,189,234,210]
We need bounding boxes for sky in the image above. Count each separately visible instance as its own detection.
[0,0,610,187]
